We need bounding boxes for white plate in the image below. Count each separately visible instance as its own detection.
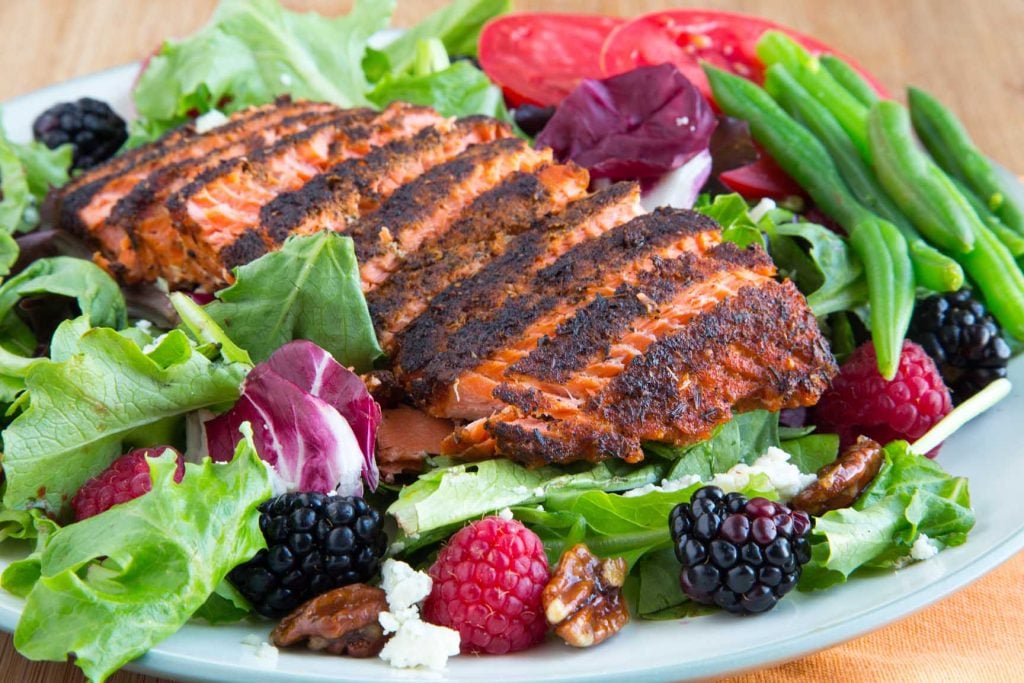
[2,66,1024,683]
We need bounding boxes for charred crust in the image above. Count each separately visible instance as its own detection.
[220,229,268,270]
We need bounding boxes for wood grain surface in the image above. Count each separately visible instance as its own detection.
[0,1,1022,681]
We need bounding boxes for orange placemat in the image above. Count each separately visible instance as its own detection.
[723,551,1024,682]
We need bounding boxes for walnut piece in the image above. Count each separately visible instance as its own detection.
[542,544,629,648]
[790,435,885,515]
[270,583,389,658]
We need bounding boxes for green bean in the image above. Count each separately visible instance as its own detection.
[950,175,1024,257]
[764,63,963,292]
[755,31,871,161]
[867,101,976,254]
[704,64,914,378]
[957,225,1024,339]
[849,217,915,378]
[820,54,881,108]
[909,87,1024,234]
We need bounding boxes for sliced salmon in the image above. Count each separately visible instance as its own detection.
[261,116,515,244]
[351,138,554,292]
[376,406,455,481]
[170,102,446,289]
[367,163,590,351]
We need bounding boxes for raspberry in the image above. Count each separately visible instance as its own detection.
[422,516,550,654]
[228,493,388,619]
[669,486,812,614]
[70,447,184,522]
[813,340,953,452]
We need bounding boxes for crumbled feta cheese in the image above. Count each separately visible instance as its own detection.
[498,507,514,521]
[710,447,816,501]
[134,318,154,334]
[621,474,702,498]
[748,197,777,223]
[675,115,690,126]
[379,619,460,671]
[532,486,546,497]
[381,558,431,612]
[141,332,169,355]
[910,534,939,561]
[195,109,229,134]
[239,635,279,668]
[378,559,460,671]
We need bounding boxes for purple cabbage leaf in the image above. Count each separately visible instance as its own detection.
[536,63,716,181]
[205,340,381,495]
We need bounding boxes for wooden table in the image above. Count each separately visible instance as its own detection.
[0,1,1021,681]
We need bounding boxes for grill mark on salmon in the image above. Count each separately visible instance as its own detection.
[58,100,336,247]
[261,116,514,244]
[169,103,445,288]
[350,138,553,292]
[409,208,722,417]
[101,107,344,284]
[393,182,643,384]
[448,278,835,465]
[367,163,590,351]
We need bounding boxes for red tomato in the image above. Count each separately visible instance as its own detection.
[599,9,888,105]
[479,13,625,107]
[719,153,805,201]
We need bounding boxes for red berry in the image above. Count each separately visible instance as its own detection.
[422,516,550,654]
[70,447,185,521]
[814,341,953,455]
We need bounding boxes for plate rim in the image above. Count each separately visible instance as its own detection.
[2,59,1023,683]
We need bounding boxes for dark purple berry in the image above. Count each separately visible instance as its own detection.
[228,492,387,619]
[32,97,127,169]
[669,486,812,616]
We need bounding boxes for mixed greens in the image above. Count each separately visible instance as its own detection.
[0,0,1017,680]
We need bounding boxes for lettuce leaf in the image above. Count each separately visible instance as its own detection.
[646,410,779,480]
[1,324,250,516]
[0,117,72,239]
[132,0,395,138]
[368,59,509,120]
[800,441,974,590]
[380,0,510,72]
[2,438,272,682]
[204,232,382,371]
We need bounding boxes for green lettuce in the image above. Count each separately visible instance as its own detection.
[0,117,72,239]
[2,438,272,683]
[380,0,510,72]
[800,441,974,590]
[369,59,509,120]
[132,0,394,137]
[694,193,867,316]
[1,321,250,516]
[646,410,779,479]
[204,232,381,370]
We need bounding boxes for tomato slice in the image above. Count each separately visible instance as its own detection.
[599,9,888,105]
[719,154,805,201]
[479,13,625,107]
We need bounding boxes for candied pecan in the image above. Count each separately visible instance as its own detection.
[790,435,884,515]
[270,584,389,657]
[542,544,629,648]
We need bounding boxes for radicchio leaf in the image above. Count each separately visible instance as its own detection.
[535,63,716,181]
[205,340,381,495]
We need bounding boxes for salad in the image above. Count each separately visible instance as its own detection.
[0,0,1020,681]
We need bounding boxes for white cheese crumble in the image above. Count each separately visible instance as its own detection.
[532,486,546,497]
[239,634,279,668]
[133,318,154,334]
[194,109,229,134]
[378,559,460,671]
[498,507,514,521]
[621,474,702,498]
[620,447,814,501]
[711,447,816,501]
[141,332,169,355]
[910,533,939,561]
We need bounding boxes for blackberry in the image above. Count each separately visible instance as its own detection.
[32,97,127,170]
[908,289,1011,404]
[513,104,556,137]
[228,492,387,619]
[669,486,812,615]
